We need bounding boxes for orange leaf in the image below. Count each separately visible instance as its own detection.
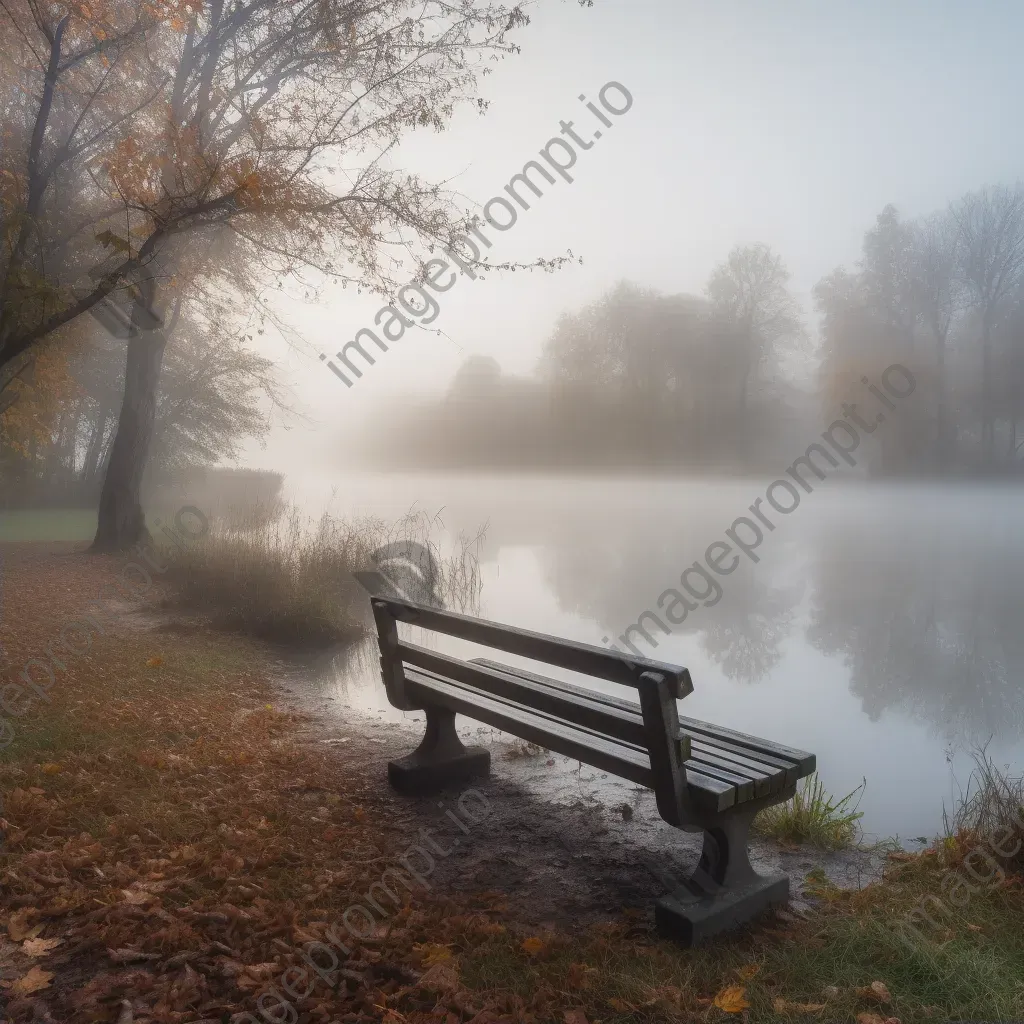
[521,936,546,956]
[6,909,41,942]
[713,985,750,1013]
[22,937,61,957]
[736,962,761,980]
[856,981,892,1004]
[41,762,61,775]
[146,656,163,667]
[416,943,453,966]
[5,966,53,996]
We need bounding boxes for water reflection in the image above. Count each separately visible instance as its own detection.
[806,513,1024,742]
[287,472,1024,836]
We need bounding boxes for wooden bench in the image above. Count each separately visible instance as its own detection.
[368,595,816,945]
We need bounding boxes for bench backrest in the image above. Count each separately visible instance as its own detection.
[369,596,695,825]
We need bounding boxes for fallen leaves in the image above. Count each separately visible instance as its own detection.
[736,962,761,980]
[418,962,459,993]
[566,962,598,989]
[146,656,164,667]
[5,908,41,942]
[41,762,62,775]
[520,935,546,956]
[713,984,750,1013]
[856,981,892,1004]
[414,942,455,966]
[4,966,54,996]
[21,937,60,957]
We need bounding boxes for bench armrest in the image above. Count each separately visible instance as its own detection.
[371,598,420,711]
[637,671,692,826]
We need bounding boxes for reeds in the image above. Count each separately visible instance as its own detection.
[161,502,484,648]
[941,746,1024,875]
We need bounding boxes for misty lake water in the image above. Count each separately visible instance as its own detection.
[286,471,1024,843]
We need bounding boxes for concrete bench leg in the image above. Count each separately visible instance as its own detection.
[655,807,789,946]
[388,705,490,795]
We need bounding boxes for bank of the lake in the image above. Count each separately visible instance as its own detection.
[2,541,1022,1024]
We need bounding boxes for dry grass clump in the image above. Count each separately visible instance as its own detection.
[941,747,1024,876]
[162,504,484,648]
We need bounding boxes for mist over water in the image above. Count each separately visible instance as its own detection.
[288,469,1024,841]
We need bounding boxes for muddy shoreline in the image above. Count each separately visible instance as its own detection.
[268,653,885,932]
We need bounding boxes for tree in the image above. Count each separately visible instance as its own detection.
[1,311,284,506]
[910,211,963,465]
[860,204,918,349]
[705,243,803,444]
[951,184,1024,460]
[1,0,553,548]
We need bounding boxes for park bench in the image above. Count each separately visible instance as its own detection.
[368,595,816,945]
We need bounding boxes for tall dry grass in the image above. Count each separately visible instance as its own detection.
[942,746,1024,875]
[162,502,484,648]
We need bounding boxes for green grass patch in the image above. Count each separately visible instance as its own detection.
[455,869,1024,1023]
[0,508,97,541]
[753,772,866,850]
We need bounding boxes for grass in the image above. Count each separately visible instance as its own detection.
[161,503,485,648]
[0,508,96,542]
[454,882,1024,1022]
[0,506,211,543]
[943,745,1024,874]
[753,772,866,850]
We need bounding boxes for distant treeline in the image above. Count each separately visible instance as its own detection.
[362,184,1024,477]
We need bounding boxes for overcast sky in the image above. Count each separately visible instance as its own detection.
[241,0,1024,472]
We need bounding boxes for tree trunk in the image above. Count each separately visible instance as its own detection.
[981,316,993,462]
[91,290,167,552]
[935,328,947,469]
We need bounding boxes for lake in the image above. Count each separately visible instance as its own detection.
[288,470,1024,842]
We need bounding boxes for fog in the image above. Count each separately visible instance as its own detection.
[236,0,1024,473]
[6,0,1024,842]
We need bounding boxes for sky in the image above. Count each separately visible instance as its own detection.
[240,0,1024,472]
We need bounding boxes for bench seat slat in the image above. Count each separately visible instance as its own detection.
[685,746,774,798]
[404,668,736,813]
[471,658,808,794]
[688,737,801,789]
[679,717,816,775]
[428,667,753,802]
